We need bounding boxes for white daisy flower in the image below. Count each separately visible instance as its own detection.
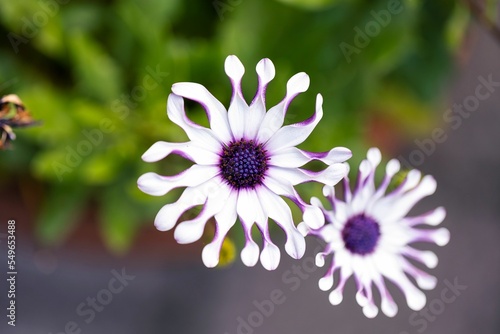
[300,148,450,317]
[138,55,351,270]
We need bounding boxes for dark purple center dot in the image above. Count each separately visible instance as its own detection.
[342,214,381,255]
[219,139,268,189]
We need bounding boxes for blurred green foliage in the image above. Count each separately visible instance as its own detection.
[0,0,471,254]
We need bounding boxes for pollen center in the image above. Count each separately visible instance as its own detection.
[219,139,268,189]
[342,214,381,255]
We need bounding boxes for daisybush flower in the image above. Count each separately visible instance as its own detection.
[300,148,450,317]
[138,55,351,270]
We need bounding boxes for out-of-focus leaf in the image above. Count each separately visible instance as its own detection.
[486,0,499,22]
[67,32,122,102]
[22,87,77,144]
[61,3,103,33]
[370,84,435,136]
[127,0,181,28]
[32,148,69,182]
[99,186,141,254]
[387,0,456,102]
[34,17,64,58]
[0,0,40,30]
[36,185,88,245]
[446,3,470,51]
[71,99,112,127]
[80,151,120,185]
[275,0,347,10]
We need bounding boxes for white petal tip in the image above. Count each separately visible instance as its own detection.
[202,245,219,268]
[319,276,333,291]
[173,221,204,244]
[417,275,437,290]
[256,58,275,85]
[428,207,447,226]
[363,304,379,318]
[407,291,426,311]
[329,290,343,305]
[303,206,325,229]
[406,169,422,186]
[382,302,398,317]
[284,233,306,259]
[170,83,193,95]
[420,251,439,269]
[141,152,153,162]
[241,242,260,267]
[330,147,352,163]
[154,218,175,232]
[386,159,401,176]
[137,173,167,196]
[141,142,170,162]
[297,222,310,236]
[421,175,437,195]
[332,163,349,185]
[322,185,335,198]
[315,94,324,114]
[315,253,326,267]
[260,244,281,271]
[435,228,450,246]
[310,196,322,208]
[287,72,310,94]
[225,55,245,80]
[367,147,382,166]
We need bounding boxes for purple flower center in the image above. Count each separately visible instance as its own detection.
[219,139,268,189]
[342,214,380,255]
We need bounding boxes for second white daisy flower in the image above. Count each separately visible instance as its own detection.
[301,148,450,317]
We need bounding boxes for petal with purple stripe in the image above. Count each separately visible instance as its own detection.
[166,94,223,152]
[264,94,323,153]
[257,72,310,143]
[142,141,219,165]
[225,55,249,140]
[137,165,219,196]
[269,146,352,168]
[201,190,238,267]
[172,83,233,143]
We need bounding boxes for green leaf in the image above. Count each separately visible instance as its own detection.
[274,0,348,10]
[80,151,119,185]
[67,32,122,102]
[36,185,88,245]
[61,3,104,33]
[446,2,470,50]
[486,0,499,22]
[99,187,141,254]
[32,148,69,182]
